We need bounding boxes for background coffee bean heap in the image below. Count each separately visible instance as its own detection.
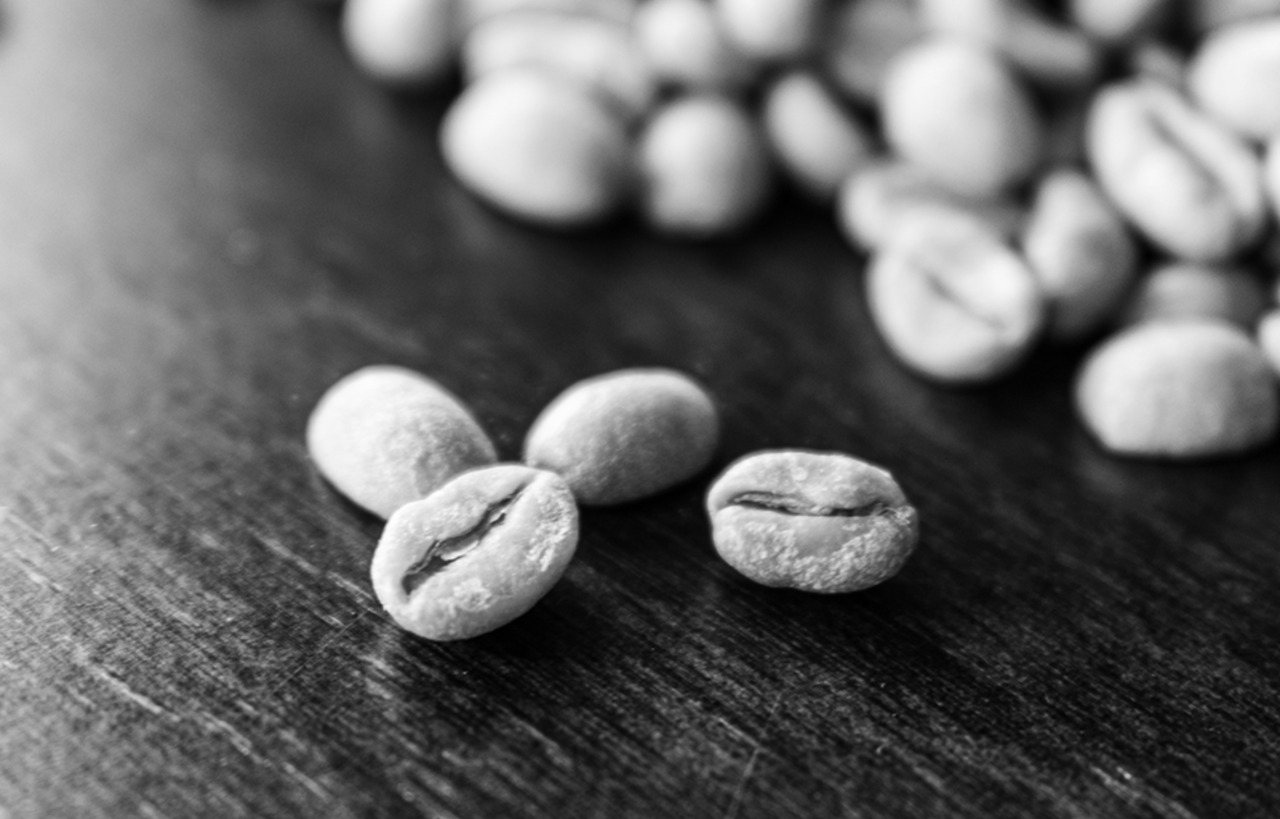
[333,0,1280,460]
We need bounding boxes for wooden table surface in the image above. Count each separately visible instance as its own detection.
[2,2,1279,817]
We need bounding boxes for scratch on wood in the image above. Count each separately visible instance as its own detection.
[263,611,366,698]
[724,693,785,819]
[89,666,170,716]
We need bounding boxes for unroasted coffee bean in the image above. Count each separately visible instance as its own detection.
[1119,262,1268,329]
[1022,168,1137,342]
[461,13,656,120]
[867,211,1046,383]
[307,366,497,518]
[1068,0,1171,44]
[343,0,456,86]
[881,39,1043,197]
[821,0,922,104]
[441,71,632,227]
[371,465,579,640]
[1087,80,1267,262]
[1188,19,1280,142]
[636,95,772,237]
[836,159,1023,251]
[1076,321,1279,458]
[523,368,719,505]
[706,450,919,593]
[634,0,757,93]
[715,0,825,63]
[761,71,875,200]
[918,0,1101,91]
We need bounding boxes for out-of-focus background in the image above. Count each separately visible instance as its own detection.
[2,1,1280,817]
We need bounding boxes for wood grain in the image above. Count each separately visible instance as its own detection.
[1,2,1279,817]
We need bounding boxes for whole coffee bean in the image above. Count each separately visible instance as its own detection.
[762,71,875,201]
[1022,168,1138,342]
[342,0,456,86]
[1076,321,1279,458]
[307,366,498,518]
[867,211,1046,383]
[1087,80,1267,262]
[633,0,757,93]
[524,368,719,505]
[371,465,579,641]
[918,0,1101,91]
[881,39,1043,197]
[715,0,825,63]
[836,159,1023,252]
[1068,0,1171,44]
[1189,19,1280,142]
[461,13,655,120]
[1257,309,1280,375]
[636,95,772,237]
[706,450,919,593]
[441,70,632,228]
[821,0,922,104]
[1119,263,1268,329]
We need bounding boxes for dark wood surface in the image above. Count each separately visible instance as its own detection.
[3,2,1280,817]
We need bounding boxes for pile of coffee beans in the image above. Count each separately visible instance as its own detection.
[309,366,919,639]
[329,0,1280,460]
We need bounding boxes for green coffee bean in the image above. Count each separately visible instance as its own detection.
[881,39,1044,197]
[342,0,456,86]
[440,70,632,228]
[371,465,579,641]
[1189,19,1280,141]
[706,450,919,594]
[633,0,757,93]
[867,211,1046,383]
[1022,168,1138,342]
[1086,80,1267,262]
[761,71,875,201]
[715,0,825,63]
[1075,321,1279,458]
[307,366,497,518]
[461,13,656,121]
[836,159,1023,252]
[821,0,922,104]
[1119,263,1268,329]
[1068,0,1171,45]
[523,368,719,505]
[636,95,772,237]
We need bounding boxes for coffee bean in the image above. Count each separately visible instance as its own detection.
[1087,80,1267,262]
[715,0,825,63]
[634,0,758,93]
[371,465,579,640]
[761,71,875,201]
[307,366,497,519]
[867,211,1046,383]
[524,368,719,505]
[1119,262,1268,329]
[1076,320,1279,458]
[821,0,922,104]
[1189,18,1280,141]
[706,450,919,593]
[343,0,456,86]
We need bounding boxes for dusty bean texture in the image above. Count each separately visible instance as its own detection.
[706,450,919,593]
[523,368,719,505]
[307,365,497,518]
[1076,321,1279,458]
[371,465,579,640]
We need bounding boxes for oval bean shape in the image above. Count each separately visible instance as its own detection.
[440,70,632,228]
[1258,310,1280,375]
[867,211,1046,383]
[881,39,1043,197]
[1076,321,1279,458]
[1086,80,1267,262]
[342,0,456,86]
[523,368,719,505]
[307,366,497,518]
[637,95,772,237]
[715,0,825,63]
[1189,19,1280,141]
[1022,168,1137,342]
[837,159,1024,251]
[706,451,919,593]
[634,0,757,93]
[762,71,875,201]
[371,465,579,641]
